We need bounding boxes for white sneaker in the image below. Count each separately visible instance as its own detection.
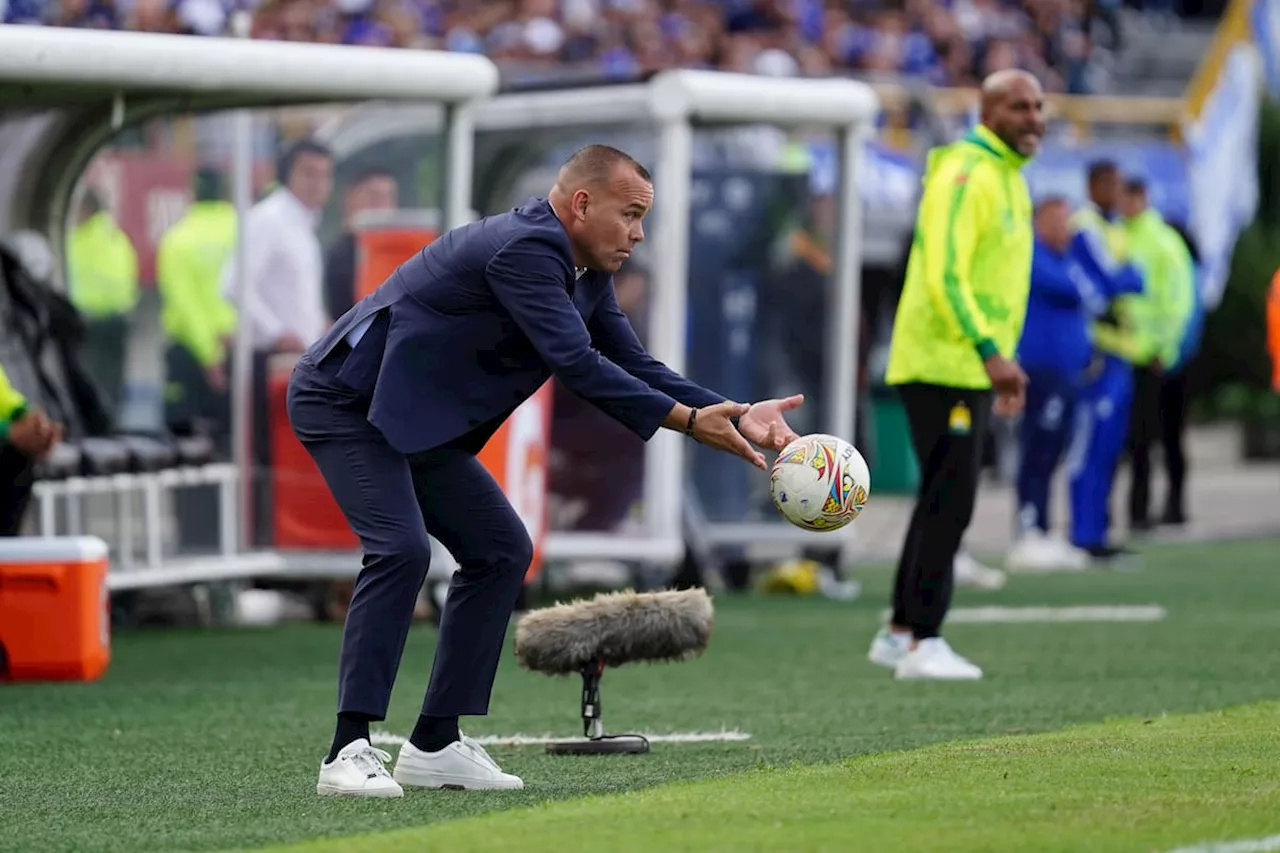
[954,551,1007,590]
[393,736,524,790]
[1006,531,1091,572]
[894,637,983,680]
[818,567,862,602]
[316,738,404,798]
[867,627,912,669]
[1049,537,1092,571]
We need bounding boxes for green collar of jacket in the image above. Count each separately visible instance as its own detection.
[186,200,236,217]
[962,124,1032,170]
[1124,208,1164,235]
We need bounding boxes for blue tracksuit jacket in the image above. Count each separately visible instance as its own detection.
[1063,225,1146,549]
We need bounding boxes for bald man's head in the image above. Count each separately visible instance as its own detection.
[979,69,1046,158]
[548,144,654,273]
[553,144,651,194]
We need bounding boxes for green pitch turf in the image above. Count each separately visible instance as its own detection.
[2,537,1279,853]
[255,701,1280,853]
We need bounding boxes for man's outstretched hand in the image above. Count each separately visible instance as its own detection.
[737,394,804,451]
[664,400,767,470]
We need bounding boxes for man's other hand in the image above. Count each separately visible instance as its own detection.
[738,394,804,451]
[691,401,767,470]
[985,354,1027,416]
[9,410,62,458]
[993,392,1024,417]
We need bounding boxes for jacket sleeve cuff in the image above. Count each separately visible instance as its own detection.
[975,338,999,360]
[0,403,27,442]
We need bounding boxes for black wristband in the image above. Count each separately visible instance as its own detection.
[685,407,698,436]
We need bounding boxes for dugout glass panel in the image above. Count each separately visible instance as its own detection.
[681,126,843,526]
[60,105,446,561]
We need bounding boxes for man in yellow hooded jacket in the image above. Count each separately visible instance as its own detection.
[1118,177,1197,530]
[65,189,139,417]
[156,167,238,440]
[868,70,1043,682]
[0,366,62,535]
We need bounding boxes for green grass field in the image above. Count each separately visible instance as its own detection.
[3,537,1279,853]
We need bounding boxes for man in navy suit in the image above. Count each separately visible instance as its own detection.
[289,144,804,797]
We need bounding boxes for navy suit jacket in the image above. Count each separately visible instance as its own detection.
[301,197,725,455]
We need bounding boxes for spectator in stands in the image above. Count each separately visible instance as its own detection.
[1,0,45,24]
[221,138,334,547]
[323,168,399,321]
[8,0,1121,95]
[0,366,62,536]
[53,0,119,28]
[251,0,323,41]
[65,187,139,423]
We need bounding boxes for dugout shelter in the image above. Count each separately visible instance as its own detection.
[0,26,498,590]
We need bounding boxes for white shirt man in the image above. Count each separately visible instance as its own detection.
[222,186,328,352]
[222,140,334,353]
[220,139,333,548]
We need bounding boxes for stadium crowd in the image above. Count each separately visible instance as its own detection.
[1,0,1126,94]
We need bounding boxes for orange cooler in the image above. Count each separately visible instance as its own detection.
[0,536,111,682]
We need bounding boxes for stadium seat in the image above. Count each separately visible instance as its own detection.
[32,441,83,481]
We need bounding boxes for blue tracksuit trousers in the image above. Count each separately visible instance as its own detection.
[1016,369,1080,535]
[1067,354,1134,549]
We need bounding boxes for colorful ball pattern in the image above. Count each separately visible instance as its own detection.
[768,433,871,532]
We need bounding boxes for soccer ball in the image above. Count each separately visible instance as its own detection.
[769,433,871,532]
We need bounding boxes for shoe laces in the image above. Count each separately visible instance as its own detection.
[347,745,393,778]
[460,735,501,772]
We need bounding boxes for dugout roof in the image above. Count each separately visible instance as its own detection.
[0,27,499,236]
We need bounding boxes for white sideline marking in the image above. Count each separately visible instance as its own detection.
[1165,834,1280,853]
[879,605,1167,623]
[370,729,752,747]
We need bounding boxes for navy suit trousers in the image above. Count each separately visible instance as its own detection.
[286,358,533,720]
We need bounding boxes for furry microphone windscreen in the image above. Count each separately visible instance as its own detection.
[514,588,715,675]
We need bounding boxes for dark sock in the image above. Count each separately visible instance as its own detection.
[409,714,460,753]
[327,712,371,763]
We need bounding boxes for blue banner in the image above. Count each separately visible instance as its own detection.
[1253,0,1280,97]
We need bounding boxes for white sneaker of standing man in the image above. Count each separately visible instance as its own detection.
[894,637,984,680]
[869,628,984,680]
[316,738,404,798]
[867,626,912,669]
[393,734,524,790]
